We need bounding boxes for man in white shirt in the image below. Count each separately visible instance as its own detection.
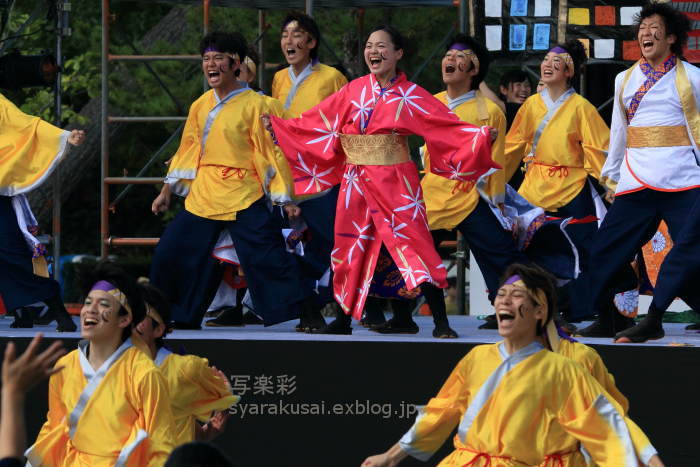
[580,2,700,339]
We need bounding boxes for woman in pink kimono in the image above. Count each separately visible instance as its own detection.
[267,25,497,334]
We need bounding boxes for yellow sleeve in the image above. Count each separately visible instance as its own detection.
[0,93,70,195]
[586,349,629,413]
[177,356,239,422]
[251,97,294,204]
[332,70,348,93]
[503,103,532,183]
[138,368,176,466]
[482,105,508,205]
[557,366,645,467]
[398,354,471,461]
[165,99,202,196]
[578,101,610,181]
[271,71,282,101]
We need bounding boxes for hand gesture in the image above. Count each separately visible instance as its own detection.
[68,130,86,146]
[604,189,615,204]
[152,184,171,215]
[198,411,230,441]
[2,333,65,394]
[361,453,398,467]
[488,127,498,143]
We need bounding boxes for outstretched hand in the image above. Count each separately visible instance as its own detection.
[198,411,230,441]
[2,333,65,394]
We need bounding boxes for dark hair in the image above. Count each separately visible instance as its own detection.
[165,442,234,467]
[499,263,557,336]
[80,261,146,342]
[553,39,587,84]
[367,24,405,51]
[446,33,490,91]
[199,31,247,67]
[499,69,532,90]
[138,282,172,348]
[281,12,321,59]
[634,1,690,57]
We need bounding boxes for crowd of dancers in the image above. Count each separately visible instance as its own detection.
[0,1,698,465]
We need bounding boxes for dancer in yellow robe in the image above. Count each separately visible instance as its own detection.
[362,263,663,467]
[27,263,175,466]
[0,92,84,331]
[136,282,238,446]
[504,39,610,324]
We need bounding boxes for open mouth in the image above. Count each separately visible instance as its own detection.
[82,318,99,328]
[542,69,553,77]
[444,65,456,74]
[497,311,515,322]
[369,57,382,66]
[286,48,296,57]
[641,40,654,51]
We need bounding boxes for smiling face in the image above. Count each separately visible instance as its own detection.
[281,21,316,68]
[540,52,572,87]
[441,49,477,87]
[638,14,675,65]
[494,283,546,341]
[500,79,532,103]
[364,29,403,80]
[80,289,131,341]
[202,50,239,90]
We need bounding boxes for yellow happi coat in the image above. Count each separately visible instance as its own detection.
[504,92,609,212]
[27,340,175,466]
[400,342,643,466]
[538,339,657,466]
[422,90,506,230]
[154,348,239,446]
[0,93,70,196]
[271,63,347,117]
[165,88,293,220]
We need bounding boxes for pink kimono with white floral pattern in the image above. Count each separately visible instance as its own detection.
[271,72,497,319]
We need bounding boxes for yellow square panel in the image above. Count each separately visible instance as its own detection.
[569,8,591,25]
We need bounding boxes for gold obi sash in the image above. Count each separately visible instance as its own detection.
[340,134,410,166]
[627,125,691,148]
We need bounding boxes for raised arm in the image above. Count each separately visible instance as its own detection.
[363,354,472,465]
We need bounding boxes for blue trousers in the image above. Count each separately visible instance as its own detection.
[432,198,528,303]
[588,188,700,316]
[651,193,700,311]
[545,183,599,320]
[297,186,339,305]
[0,196,60,311]
[150,197,310,326]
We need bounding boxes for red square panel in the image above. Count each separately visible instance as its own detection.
[623,41,642,61]
[595,6,616,26]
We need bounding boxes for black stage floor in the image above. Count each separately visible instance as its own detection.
[2,316,698,466]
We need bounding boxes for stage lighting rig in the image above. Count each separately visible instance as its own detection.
[0,50,58,89]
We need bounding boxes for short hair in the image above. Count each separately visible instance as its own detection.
[199,31,247,65]
[634,1,690,57]
[499,69,532,89]
[367,24,405,51]
[499,263,557,336]
[138,282,172,347]
[446,33,490,91]
[80,261,146,342]
[552,38,587,84]
[281,12,321,59]
[165,442,234,467]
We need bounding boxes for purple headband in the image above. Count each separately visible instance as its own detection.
[204,46,220,53]
[503,274,522,285]
[449,42,471,51]
[91,280,118,292]
[90,280,132,316]
[549,46,568,54]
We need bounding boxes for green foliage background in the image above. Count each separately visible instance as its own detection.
[3,1,507,261]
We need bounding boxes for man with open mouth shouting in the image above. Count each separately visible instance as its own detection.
[271,12,349,334]
[581,1,700,341]
[362,263,663,467]
[150,31,318,330]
